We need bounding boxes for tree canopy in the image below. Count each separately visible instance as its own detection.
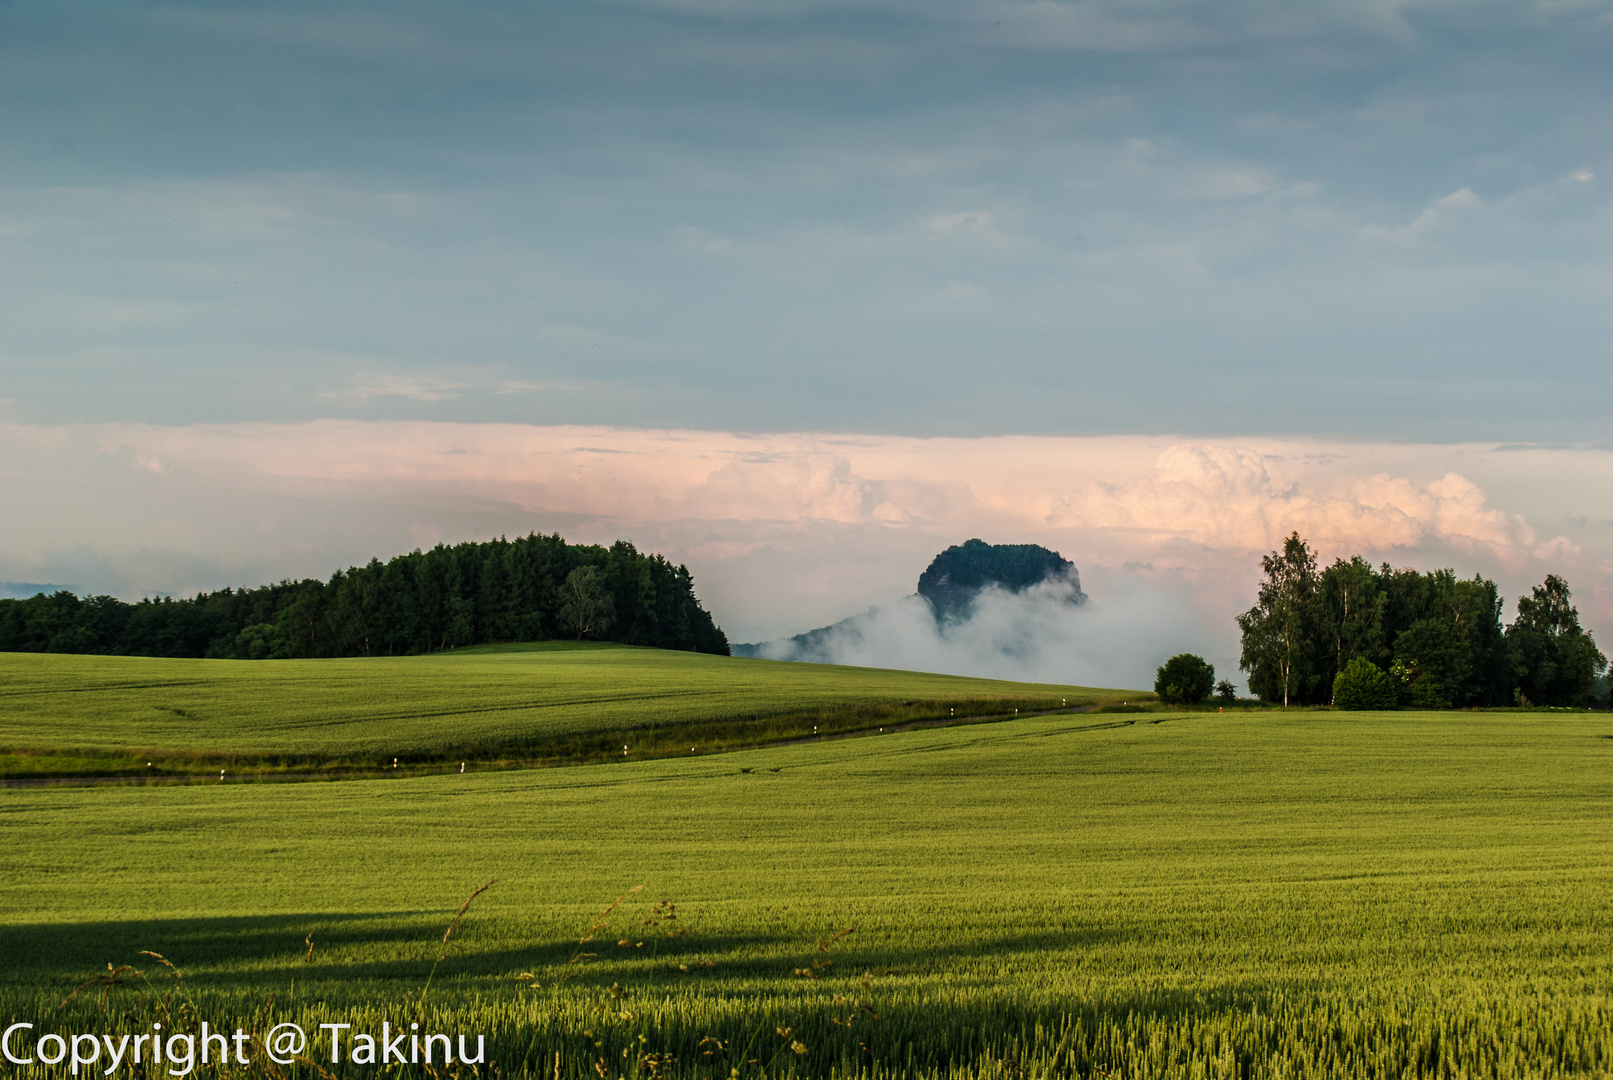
[1155,654,1216,706]
[0,534,729,659]
[1332,657,1398,711]
[1237,533,1603,708]
[1505,574,1606,706]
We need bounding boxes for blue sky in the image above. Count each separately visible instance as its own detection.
[2,2,1610,671]
[3,0,1609,438]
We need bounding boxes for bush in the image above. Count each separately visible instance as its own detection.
[1155,654,1215,706]
[1333,657,1397,710]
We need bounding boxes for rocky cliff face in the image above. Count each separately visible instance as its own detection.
[916,539,1086,624]
[731,538,1086,658]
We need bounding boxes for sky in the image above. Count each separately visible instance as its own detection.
[1,1,1610,685]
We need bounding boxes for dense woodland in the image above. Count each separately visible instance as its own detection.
[1238,533,1606,708]
[0,534,729,659]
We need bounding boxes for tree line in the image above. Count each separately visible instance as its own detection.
[0,534,730,659]
[1238,533,1606,708]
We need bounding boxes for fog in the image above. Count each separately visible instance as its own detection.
[752,574,1224,693]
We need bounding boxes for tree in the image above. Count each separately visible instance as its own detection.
[1506,575,1606,706]
[0,532,730,659]
[1333,657,1397,711]
[559,566,615,641]
[1231,537,1512,709]
[234,621,287,660]
[1319,556,1385,687]
[1391,618,1470,708]
[1238,533,1320,707]
[1215,680,1237,704]
[1155,653,1215,706]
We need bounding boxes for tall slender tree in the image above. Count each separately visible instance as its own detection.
[1238,532,1320,708]
[1319,555,1385,695]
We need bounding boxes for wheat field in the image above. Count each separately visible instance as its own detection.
[4,704,1610,1077]
[0,645,1128,778]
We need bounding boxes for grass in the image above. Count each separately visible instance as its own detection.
[0,646,1132,779]
[2,708,1610,1077]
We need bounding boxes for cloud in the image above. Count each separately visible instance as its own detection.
[319,371,578,404]
[975,1,1224,53]
[1049,443,1553,558]
[925,210,994,234]
[132,453,171,474]
[0,421,1602,654]
[65,424,1573,567]
[1361,186,1485,242]
[327,373,467,402]
[920,210,1025,252]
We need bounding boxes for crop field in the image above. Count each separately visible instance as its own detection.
[0,646,1127,778]
[4,706,1611,1078]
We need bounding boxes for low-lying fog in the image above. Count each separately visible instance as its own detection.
[752,574,1225,692]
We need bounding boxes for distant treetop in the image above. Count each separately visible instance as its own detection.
[0,534,729,660]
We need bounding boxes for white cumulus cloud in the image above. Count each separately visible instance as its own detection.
[1048,443,1549,557]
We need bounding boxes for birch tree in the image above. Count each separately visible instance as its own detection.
[1238,532,1320,708]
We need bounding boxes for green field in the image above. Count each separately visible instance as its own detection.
[0,646,1129,778]
[4,700,1610,1078]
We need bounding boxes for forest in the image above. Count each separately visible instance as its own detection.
[1238,533,1606,708]
[0,534,729,659]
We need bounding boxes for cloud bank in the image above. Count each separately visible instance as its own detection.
[2,420,1607,690]
[1051,444,1555,556]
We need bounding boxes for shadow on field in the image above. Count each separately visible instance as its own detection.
[4,913,1130,993]
[11,917,1552,1080]
[0,910,547,991]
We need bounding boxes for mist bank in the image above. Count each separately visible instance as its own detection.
[746,575,1211,693]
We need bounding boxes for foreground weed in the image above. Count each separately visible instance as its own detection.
[421,878,498,1009]
[794,926,854,981]
[528,884,646,988]
[57,963,143,1012]
[829,971,884,1028]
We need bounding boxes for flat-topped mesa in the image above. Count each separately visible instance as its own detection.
[916,539,1087,625]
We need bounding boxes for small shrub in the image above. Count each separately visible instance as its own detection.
[1333,658,1397,710]
[1155,654,1215,706]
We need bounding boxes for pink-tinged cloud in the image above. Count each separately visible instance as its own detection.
[2,421,1608,679]
[1050,444,1553,558]
[75,422,1572,551]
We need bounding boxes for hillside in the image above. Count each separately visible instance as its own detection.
[0,646,1132,779]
